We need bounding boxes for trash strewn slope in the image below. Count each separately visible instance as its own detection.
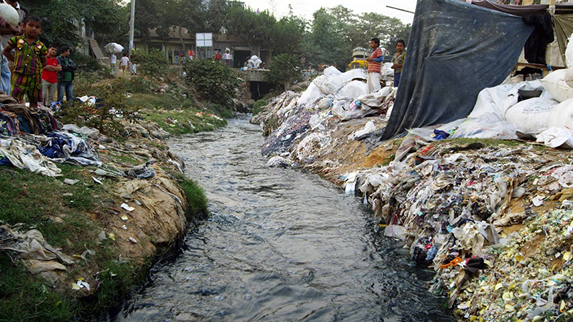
[252,67,573,321]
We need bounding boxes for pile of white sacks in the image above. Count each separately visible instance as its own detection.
[462,35,573,149]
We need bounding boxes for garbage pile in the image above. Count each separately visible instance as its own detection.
[253,63,573,320]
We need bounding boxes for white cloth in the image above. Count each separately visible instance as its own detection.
[366,72,381,94]
[110,54,116,64]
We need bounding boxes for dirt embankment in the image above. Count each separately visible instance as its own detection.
[0,117,207,320]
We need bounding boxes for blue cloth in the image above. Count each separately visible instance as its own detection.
[433,129,450,140]
[372,56,384,63]
[1,55,11,95]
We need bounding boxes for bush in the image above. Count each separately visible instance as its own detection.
[132,48,169,78]
[252,99,268,116]
[182,59,240,108]
[55,78,141,136]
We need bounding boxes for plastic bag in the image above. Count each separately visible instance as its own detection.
[349,121,376,140]
[536,127,573,149]
[384,225,407,240]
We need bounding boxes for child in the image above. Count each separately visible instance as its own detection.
[2,14,47,109]
[120,52,129,75]
[391,40,406,87]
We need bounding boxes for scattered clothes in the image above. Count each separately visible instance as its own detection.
[125,161,156,179]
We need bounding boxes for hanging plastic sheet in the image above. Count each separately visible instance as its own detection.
[380,0,535,140]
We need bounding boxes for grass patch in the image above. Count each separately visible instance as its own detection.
[0,164,151,321]
[252,99,268,116]
[141,107,227,135]
[0,256,76,321]
[172,172,208,220]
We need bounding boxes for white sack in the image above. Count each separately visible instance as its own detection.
[451,117,518,140]
[336,80,367,99]
[540,69,573,102]
[323,66,342,77]
[298,83,325,105]
[469,80,549,121]
[547,97,573,129]
[104,43,124,54]
[0,4,19,27]
[504,97,558,134]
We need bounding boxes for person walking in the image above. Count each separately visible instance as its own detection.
[41,45,61,107]
[119,52,129,76]
[365,37,383,94]
[56,46,77,104]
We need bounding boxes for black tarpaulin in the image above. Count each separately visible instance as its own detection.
[380,0,535,140]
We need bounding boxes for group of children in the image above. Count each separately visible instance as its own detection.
[1,13,76,110]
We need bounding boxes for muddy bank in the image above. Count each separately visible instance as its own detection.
[252,90,573,321]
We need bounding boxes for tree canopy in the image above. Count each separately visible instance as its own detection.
[24,0,411,70]
[24,0,128,48]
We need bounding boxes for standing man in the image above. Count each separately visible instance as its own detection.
[42,46,61,107]
[168,48,172,64]
[56,46,77,104]
[365,37,383,94]
[0,0,27,95]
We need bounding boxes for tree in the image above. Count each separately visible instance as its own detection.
[24,0,127,48]
[304,8,351,70]
[226,6,276,53]
[182,60,240,107]
[268,16,305,55]
[265,53,302,90]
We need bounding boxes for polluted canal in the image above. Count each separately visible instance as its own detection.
[113,116,455,321]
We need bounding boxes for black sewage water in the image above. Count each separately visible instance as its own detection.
[111,116,455,322]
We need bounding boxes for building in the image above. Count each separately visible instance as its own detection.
[133,27,271,67]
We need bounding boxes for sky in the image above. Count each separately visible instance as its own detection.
[240,0,417,24]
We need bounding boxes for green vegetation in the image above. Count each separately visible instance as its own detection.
[131,49,169,78]
[182,60,240,108]
[252,99,269,116]
[141,107,226,135]
[0,165,136,321]
[173,173,208,220]
[265,54,302,90]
